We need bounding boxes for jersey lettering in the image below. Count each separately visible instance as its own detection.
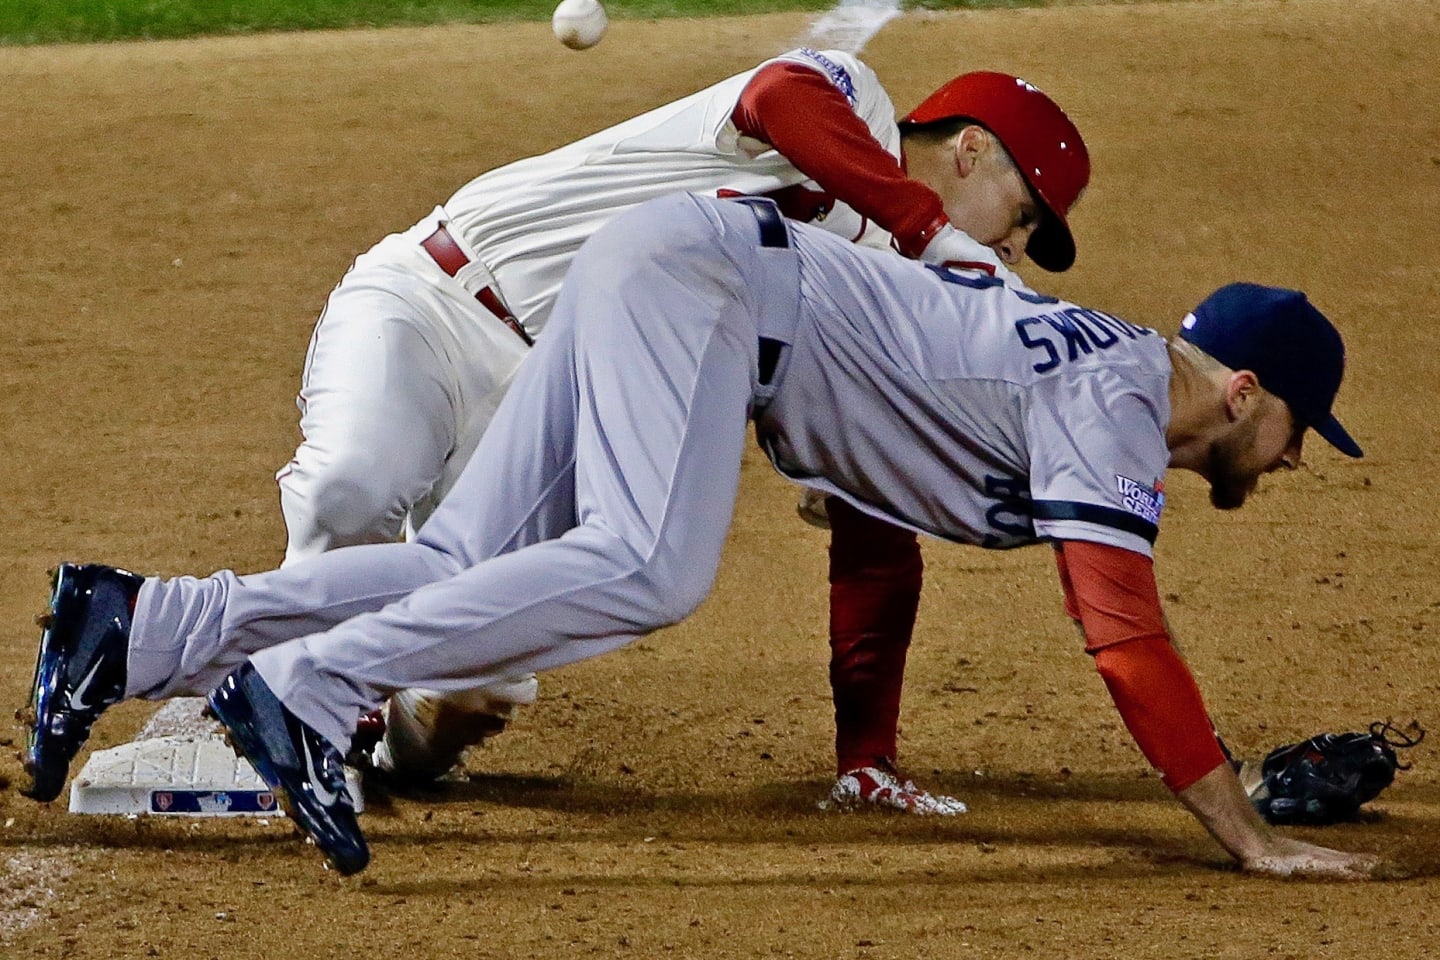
[1042,310,1095,361]
[1080,307,1152,342]
[1015,307,1156,372]
[923,263,1060,305]
[1015,318,1061,373]
[924,263,1003,290]
[1013,287,1060,306]
[1069,308,1118,348]
[981,473,1034,548]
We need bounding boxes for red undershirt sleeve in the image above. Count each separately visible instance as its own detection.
[1054,540,1228,792]
[730,61,948,257]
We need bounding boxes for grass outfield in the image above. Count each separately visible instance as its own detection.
[0,0,1057,47]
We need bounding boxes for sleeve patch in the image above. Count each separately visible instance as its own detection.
[1116,475,1165,527]
[796,48,858,106]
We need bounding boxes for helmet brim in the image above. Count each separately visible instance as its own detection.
[1025,206,1076,273]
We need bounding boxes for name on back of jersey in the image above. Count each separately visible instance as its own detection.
[921,264,1156,375]
[1014,307,1155,373]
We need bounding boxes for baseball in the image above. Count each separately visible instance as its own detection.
[552,0,607,50]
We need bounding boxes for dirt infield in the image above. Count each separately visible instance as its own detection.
[4,1,1440,956]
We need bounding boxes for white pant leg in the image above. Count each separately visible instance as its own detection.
[277,215,529,564]
[250,194,786,749]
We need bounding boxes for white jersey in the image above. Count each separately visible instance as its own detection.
[279,48,1011,573]
[443,48,902,338]
[759,224,1174,557]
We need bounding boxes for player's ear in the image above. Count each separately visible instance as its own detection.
[1223,370,1261,422]
[953,125,987,178]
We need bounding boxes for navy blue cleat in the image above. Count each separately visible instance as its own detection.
[206,663,370,875]
[18,563,144,803]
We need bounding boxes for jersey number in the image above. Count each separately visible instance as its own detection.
[923,263,1059,305]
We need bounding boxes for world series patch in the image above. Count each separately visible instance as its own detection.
[796,48,857,106]
[1116,475,1165,526]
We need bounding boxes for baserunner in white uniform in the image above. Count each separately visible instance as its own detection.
[281,49,1045,559]
[21,193,1372,881]
[279,47,1091,808]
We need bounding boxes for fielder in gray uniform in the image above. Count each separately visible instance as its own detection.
[21,193,1376,880]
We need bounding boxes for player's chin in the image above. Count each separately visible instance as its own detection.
[1208,475,1257,511]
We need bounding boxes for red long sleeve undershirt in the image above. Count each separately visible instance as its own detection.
[729,61,948,257]
[1053,540,1228,793]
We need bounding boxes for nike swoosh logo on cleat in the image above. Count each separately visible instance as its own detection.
[301,734,340,807]
[68,657,107,712]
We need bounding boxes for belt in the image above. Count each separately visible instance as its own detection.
[420,224,535,347]
[736,198,792,387]
[737,196,791,251]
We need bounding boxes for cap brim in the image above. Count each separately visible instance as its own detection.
[1025,212,1075,272]
[1315,415,1363,458]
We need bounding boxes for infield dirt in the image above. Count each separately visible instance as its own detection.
[3,2,1440,957]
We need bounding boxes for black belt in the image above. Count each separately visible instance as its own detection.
[735,199,791,387]
[757,338,785,387]
[737,197,791,250]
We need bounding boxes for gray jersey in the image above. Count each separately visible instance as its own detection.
[130,194,1174,754]
[760,226,1173,557]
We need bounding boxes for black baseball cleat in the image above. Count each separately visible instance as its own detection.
[206,663,370,876]
[18,563,144,803]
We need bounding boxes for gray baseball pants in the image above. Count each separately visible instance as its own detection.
[125,193,802,751]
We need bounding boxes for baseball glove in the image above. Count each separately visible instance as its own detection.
[1245,720,1425,826]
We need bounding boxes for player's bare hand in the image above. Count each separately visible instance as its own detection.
[1242,837,1383,880]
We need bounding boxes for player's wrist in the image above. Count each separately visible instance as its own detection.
[1175,762,1272,863]
[896,214,951,260]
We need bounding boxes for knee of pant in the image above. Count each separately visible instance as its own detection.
[287,453,413,539]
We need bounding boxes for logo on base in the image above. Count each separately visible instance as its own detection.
[149,789,280,815]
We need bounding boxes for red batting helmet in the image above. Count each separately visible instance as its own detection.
[901,72,1089,272]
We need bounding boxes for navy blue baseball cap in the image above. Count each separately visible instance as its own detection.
[1179,283,1362,458]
